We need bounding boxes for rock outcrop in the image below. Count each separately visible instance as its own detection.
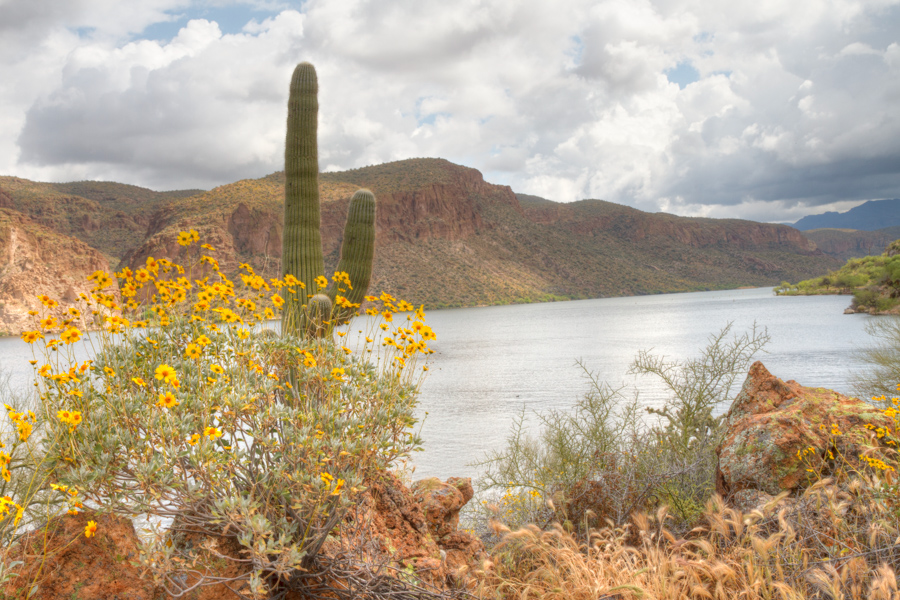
[352,473,484,587]
[0,208,115,335]
[4,510,156,600]
[716,361,893,497]
[6,474,483,599]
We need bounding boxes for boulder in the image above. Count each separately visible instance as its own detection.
[3,509,156,600]
[716,361,893,497]
[411,476,480,572]
[411,476,473,539]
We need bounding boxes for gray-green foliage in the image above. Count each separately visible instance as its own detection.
[630,321,771,457]
[853,316,900,404]
[474,323,770,535]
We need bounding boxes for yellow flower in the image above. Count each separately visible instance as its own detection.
[187,433,201,446]
[59,327,81,344]
[154,364,177,384]
[40,316,57,330]
[271,294,284,308]
[204,426,222,439]
[331,479,345,496]
[184,344,202,359]
[210,364,224,375]
[132,377,147,387]
[21,331,43,344]
[103,366,116,378]
[195,335,211,347]
[1,468,9,483]
[177,231,192,246]
[315,275,328,289]
[157,392,179,409]
[16,421,32,442]
[331,367,345,381]
[84,520,97,538]
[320,472,334,485]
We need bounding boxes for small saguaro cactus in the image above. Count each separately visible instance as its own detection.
[281,62,377,338]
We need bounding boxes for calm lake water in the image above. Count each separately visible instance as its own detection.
[0,287,884,481]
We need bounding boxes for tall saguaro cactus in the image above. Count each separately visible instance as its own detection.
[282,62,376,338]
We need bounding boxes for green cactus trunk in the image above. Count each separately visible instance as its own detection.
[282,62,324,336]
[281,62,377,339]
[328,189,376,323]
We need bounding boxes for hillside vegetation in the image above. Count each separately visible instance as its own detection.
[0,176,198,264]
[775,239,900,313]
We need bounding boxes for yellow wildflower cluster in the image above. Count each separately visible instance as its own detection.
[50,483,83,515]
[57,410,83,431]
[5,405,34,443]
[14,228,431,586]
[0,496,23,525]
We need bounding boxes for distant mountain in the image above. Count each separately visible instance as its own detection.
[0,158,842,333]
[793,199,900,231]
[802,226,900,261]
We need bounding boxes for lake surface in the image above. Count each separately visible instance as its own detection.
[0,288,885,481]
[406,287,882,480]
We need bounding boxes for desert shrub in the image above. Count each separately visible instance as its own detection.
[853,317,900,402]
[852,287,882,311]
[835,272,869,289]
[16,232,434,598]
[0,371,72,594]
[473,323,769,537]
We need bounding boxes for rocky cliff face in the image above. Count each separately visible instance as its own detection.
[0,208,114,334]
[803,226,900,261]
[524,199,819,255]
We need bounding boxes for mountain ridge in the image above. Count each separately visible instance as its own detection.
[0,158,841,332]
[793,198,900,231]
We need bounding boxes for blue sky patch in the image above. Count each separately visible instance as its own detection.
[567,35,584,69]
[665,61,700,89]
[139,5,280,41]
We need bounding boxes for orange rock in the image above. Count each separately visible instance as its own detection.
[716,361,893,497]
[3,510,156,600]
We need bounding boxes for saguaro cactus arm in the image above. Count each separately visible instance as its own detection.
[328,188,376,322]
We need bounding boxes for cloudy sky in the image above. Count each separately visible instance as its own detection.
[1,0,898,222]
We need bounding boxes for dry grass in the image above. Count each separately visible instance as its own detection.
[474,475,900,600]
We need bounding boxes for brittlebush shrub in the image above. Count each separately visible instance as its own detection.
[13,230,434,598]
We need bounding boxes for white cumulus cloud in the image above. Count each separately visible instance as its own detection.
[0,0,897,221]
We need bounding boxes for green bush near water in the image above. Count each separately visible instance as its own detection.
[775,243,900,313]
[472,322,771,536]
